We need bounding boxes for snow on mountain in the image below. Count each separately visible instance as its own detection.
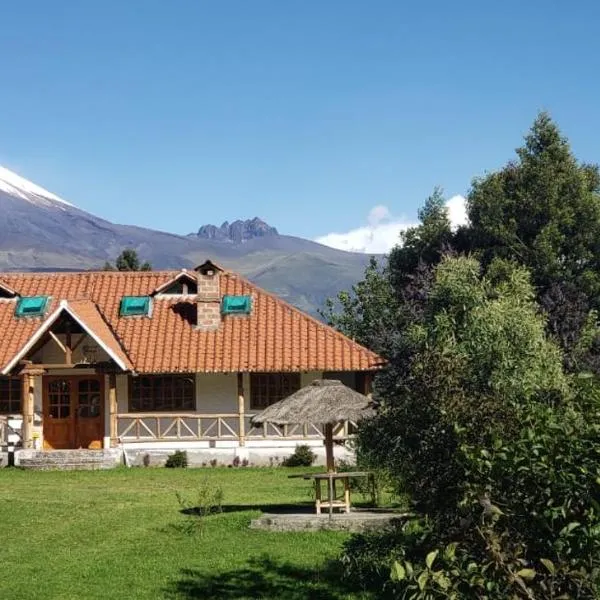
[0,165,74,209]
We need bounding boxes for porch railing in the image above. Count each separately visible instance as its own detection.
[0,416,22,447]
[116,413,357,442]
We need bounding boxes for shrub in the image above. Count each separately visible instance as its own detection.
[175,478,224,536]
[165,450,188,468]
[281,445,316,467]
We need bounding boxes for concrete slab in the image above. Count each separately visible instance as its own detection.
[249,509,410,532]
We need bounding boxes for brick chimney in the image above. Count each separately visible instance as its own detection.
[194,260,222,331]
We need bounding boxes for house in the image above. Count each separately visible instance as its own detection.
[0,261,382,466]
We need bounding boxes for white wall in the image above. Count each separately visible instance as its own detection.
[33,334,110,365]
[196,373,238,413]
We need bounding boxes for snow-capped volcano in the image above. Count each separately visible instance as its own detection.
[0,165,73,208]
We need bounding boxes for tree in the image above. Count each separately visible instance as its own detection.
[465,113,600,368]
[103,249,152,272]
[467,113,600,297]
[388,187,454,293]
[343,257,600,598]
[320,257,397,354]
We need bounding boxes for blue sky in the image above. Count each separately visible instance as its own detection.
[1,1,599,251]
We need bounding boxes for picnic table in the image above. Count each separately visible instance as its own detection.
[289,471,373,515]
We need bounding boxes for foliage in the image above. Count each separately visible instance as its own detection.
[175,477,224,536]
[165,450,188,468]
[465,112,600,369]
[340,255,600,597]
[325,114,600,372]
[388,187,455,293]
[281,444,317,467]
[320,255,397,353]
[103,248,152,271]
[336,459,405,508]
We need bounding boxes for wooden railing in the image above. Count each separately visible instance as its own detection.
[116,413,357,442]
[0,416,22,447]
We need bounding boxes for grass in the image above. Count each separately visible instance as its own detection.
[0,467,369,600]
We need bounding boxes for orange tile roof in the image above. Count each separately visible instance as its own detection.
[0,266,383,374]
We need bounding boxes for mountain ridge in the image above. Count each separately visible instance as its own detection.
[0,166,372,316]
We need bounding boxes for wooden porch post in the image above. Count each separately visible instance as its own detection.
[108,373,118,448]
[21,372,34,449]
[237,373,246,446]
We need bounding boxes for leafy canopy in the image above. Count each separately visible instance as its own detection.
[103,248,152,272]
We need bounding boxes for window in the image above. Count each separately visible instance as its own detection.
[250,373,301,410]
[159,278,197,295]
[120,296,151,317]
[0,377,21,414]
[222,295,252,315]
[130,375,195,411]
[15,296,50,318]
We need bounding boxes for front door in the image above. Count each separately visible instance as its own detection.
[43,376,104,449]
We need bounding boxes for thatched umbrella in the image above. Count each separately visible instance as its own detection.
[252,379,374,472]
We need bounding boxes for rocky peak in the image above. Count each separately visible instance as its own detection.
[192,217,279,243]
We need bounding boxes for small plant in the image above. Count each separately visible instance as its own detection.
[142,453,151,467]
[209,458,218,468]
[175,478,224,537]
[282,444,316,467]
[241,458,249,467]
[165,450,188,468]
[232,455,241,467]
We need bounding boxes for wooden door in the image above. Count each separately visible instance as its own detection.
[75,378,103,449]
[43,376,104,449]
[44,378,74,449]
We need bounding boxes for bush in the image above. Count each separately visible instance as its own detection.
[340,258,600,597]
[281,445,316,467]
[165,450,188,468]
[175,478,224,536]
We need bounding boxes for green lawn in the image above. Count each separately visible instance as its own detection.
[0,467,366,600]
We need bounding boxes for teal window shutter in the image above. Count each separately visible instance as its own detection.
[15,296,50,318]
[221,295,252,315]
[120,296,151,317]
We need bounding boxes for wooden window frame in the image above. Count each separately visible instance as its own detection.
[129,374,196,412]
[0,376,22,414]
[250,372,301,410]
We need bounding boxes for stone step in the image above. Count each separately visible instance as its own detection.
[18,462,115,471]
[16,449,122,470]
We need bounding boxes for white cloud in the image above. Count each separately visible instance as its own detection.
[315,195,468,254]
[446,194,468,228]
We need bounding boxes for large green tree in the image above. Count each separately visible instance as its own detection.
[467,112,600,298]
[344,257,600,598]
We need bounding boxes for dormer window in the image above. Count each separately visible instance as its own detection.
[160,279,197,295]
[152,271,198,297]
[15,296,50,318]
[120,296,152,317]
[222,295,252,315]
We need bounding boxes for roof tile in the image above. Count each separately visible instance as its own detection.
[0,268,383,374]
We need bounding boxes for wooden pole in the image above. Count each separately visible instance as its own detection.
[109,373,118,448]
[237,373,246,447]
[21,373,34,449]
[324,422,335,472]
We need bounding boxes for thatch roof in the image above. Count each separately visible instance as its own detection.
[251,379,374,426]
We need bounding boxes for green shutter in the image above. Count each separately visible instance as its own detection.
[221,295,252,315]
[15,296,50,318]
[120,296,151,317]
